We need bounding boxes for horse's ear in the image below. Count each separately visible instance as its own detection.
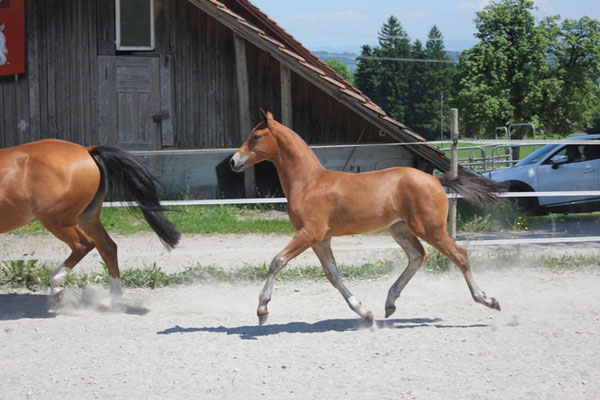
[259,108,268,123]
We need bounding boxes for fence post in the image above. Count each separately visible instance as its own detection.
[449,108,459,240]
[234,34,256,198]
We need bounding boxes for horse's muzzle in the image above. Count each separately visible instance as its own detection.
[230,153,247,172]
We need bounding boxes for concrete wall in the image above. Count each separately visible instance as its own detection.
[134,144,416,199]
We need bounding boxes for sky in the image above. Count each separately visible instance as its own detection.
[250,0,600,53]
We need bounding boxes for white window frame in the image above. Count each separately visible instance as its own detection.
[115,0,155,51]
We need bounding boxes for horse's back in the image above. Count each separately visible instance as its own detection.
[0,139,101,232]
[324,166,444,198]
[293,167,446,236]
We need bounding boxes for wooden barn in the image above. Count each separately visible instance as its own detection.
[0,0,450,198]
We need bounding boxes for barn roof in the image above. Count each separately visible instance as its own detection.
[187,0,452,172]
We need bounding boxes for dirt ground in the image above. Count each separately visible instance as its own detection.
[1,232,600,399]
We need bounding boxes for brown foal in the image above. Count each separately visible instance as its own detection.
[231,110,508,325]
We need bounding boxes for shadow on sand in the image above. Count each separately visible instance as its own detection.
[0,292,55,320]
[157,317,488,340]
[0,291,149,320]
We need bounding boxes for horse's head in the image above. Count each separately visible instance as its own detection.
[230,109,279,172]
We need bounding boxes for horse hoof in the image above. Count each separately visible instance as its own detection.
[258,313,269,325]
[98,297,114,312]
[491,298,501,311]
[51,288,64,303]
[385,306,396,318]
[364,311,374,326]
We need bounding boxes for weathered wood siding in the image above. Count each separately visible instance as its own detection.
[0,0,398,151]
[0,0,100,147]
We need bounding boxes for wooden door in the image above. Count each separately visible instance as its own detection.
[98,56,166,150]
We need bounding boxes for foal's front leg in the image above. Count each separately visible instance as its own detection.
[312,238,373,324]
[257,229,314,325]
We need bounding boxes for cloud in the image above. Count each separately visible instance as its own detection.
[459,0,555,14]
[532,0,557,15]
[292,10,366,21]
[459,0,492,10]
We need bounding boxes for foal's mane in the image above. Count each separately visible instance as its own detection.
[268,118,323,167]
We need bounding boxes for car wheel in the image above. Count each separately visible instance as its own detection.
[508,185,540,214]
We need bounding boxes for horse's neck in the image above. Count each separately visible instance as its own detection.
[271,125,324,198]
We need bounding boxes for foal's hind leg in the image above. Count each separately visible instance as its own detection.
[385,221,429,318]
[312,238,373,323]
[426,230,500,311]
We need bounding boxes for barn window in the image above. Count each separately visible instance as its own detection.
[115,0,155,51]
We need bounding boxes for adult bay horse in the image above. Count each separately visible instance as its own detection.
[231,110,508,325]
[0,139,180,304]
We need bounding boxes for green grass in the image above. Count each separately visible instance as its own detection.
[10,205,296,236]
[9,201,532,237]
[456,201,523,232]
[2,250,598,291]
[0,259,397,290]
[9,201,597,243]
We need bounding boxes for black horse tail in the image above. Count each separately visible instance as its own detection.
[438,173,510,207]
[88,146,180,250]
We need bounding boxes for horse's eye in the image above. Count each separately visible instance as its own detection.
[252,135,261,142]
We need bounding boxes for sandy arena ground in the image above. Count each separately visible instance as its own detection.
[1,232,600,399]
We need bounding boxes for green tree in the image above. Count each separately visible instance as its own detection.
[355,18,455,139]
[455,0,546,137]
[354,45,378,101]
[404,39,428,133]
[537,16,600,133]
[419,26,456,139]
[374,16,412,120]
[455,0,600,137]
[325,58,355,85]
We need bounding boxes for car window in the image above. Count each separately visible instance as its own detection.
[542,145,585,165]
[542,143,600,165]
[583,144,600,161]
[516,144,557,166]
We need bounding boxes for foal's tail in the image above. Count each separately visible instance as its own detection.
[438,173,509,206]
[88,146,181,250]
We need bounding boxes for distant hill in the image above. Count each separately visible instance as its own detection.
[314,51,359,73]
[314,50,463,75]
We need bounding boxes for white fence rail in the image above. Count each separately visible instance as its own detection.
[103,190,600,207]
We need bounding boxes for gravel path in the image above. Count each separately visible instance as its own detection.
[1,231,600,399]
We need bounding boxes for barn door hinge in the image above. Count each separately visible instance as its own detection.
[152,110,170,123]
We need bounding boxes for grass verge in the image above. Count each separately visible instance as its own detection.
[10,205,296,236]
[9,202,598,238]
[2,251,599,291]
[0,260,397,291]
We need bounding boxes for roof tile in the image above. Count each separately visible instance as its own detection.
[362,101,387,116]
[278,46,306,63]
[218,6,245,21]
[340,88,366,103]
[321,75,347,90]
[381,115,408,130]
[258,32,283,48]
[208,0,225,8]
[237,19,265,34]
[298,61,324,76]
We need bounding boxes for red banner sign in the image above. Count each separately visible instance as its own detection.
[0,0,26,76]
